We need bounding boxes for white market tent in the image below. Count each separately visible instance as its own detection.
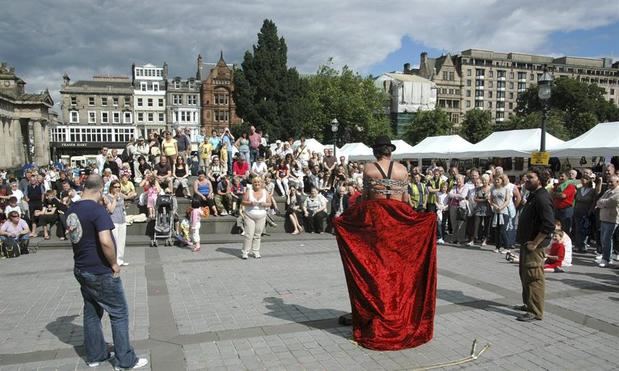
[407,135,475,158]
[292,138,325,154]
[551,122,619,157]
[456,129,565,158]
[345,142,375,161]
[391,139,418,160]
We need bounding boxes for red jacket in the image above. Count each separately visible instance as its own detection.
[553,182,576,209]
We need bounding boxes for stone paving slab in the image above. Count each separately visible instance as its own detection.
[1,236,618,370]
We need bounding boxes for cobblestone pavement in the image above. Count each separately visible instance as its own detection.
[0,238,618,370]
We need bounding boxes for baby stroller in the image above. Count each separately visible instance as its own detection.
[151,194,177,247]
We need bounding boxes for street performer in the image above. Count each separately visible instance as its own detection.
[333,136,437,350]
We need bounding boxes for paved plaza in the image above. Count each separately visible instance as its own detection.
[0,236,618,371]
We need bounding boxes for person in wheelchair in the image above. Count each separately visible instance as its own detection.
[0,211,31,254]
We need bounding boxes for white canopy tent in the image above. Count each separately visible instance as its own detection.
[456,129,565,158]
[292,138,325,154]
[391,139,418,160]
[551,122,619,157]
[345,142,375,162]
[406,135,475,158]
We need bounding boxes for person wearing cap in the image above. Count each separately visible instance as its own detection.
[333,135,437,351]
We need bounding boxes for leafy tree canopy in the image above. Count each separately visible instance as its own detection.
[403,108,452,145]
[460,109,493,143]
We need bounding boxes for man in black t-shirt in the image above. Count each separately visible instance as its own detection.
[154,157,172,192]
[67,175,147,369]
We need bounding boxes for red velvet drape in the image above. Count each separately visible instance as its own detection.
[334,199,437,350]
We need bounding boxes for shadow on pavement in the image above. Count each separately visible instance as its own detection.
[438,289,518,317]
[46,315,86,357]
[262,296,349,336]
[216,247,242,258]
[545,277,619,292]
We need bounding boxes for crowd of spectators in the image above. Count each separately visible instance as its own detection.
[0,126,617,269]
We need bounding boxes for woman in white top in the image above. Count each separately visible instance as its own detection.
[241,176,271,259]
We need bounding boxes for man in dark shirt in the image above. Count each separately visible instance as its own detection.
[154,157,172,192]
[515,167,555,322]
[66,175,147,369]
[175,128,191,162]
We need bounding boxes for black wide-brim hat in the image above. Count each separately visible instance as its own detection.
[372,135,396,151]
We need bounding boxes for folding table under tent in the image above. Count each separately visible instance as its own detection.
[455,129,565,159]
[550,122,619,157]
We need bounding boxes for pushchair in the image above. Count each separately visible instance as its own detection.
[151,194,177,247]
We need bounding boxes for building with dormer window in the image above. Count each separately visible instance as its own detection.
[133,62,167,137]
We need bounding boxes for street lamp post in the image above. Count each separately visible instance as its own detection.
[537,68,553,152]
[331,118,339,158]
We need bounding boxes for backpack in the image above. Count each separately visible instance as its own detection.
[1,238,21,258]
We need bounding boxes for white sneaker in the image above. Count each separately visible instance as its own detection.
[241,253,249,259]
[598,259,609,268]
[121,262,129,266]
[220,211,228,216]
[114,358,148,370]
[437,238,445,245]
[595,254,603,263]
[253,252,261,259]
[466,241,475,246]
[87,352,114,367]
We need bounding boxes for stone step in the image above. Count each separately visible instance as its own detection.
[28,231,336,250]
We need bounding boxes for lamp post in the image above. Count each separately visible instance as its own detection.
[331,118,339,158]
[537,68,553,152]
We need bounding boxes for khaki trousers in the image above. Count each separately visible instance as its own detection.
[242,215,266,254]
[519,246,545,319]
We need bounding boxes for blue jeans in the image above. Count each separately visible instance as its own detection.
[250,148,259,164]
[555,206,574,235]
[600,222,618,262]
[227,150,233,174]
[573,211,591,249]
[74,268,138,368]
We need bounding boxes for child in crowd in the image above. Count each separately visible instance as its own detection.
[544,230,566,272]
[435,182,449,244]
[146,175,162,219]
[190,206,205,252]
[554,220,572,268]
[230,176,245,216]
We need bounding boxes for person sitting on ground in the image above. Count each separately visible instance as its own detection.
[154,156,173,193]
[119,173,137,201]
[0,211,31,253]
[4,196,23,218]
[544,230,566,272]
[554,219,573,268]
[250,156,269,180]
[173,156,190,198]
[330,185,350,219]
[214,176,233,216]
[303,187,328,233]
[208,156,224,184]
[286,186,304,234]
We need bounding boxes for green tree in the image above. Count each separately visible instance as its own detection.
[233,19,308,139]
[504,111,569,140]
[304,62,391,145]
[514,77,619,138]
[403,109,452,145]
[460,109,493,143]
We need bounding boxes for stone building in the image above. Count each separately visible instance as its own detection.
[166,76,201,141]
[197,53,242,134]
[0,62,53,168]
[55,74,136,157]
[409,49,619,126]
[133,63,167,138]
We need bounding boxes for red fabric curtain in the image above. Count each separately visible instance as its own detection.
[334,199,437,350]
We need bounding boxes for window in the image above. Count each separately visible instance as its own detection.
[101,111,109,123]
[488,81,493,88]
[113,111,121,124]
[153,82,159,91]
[147,98,153,107]
[475,90,484,97]
[89,96,95,106]
[475,100,484,108]
[475,80,484,87]
[214,110,229,122]
[518,82,527,90]
[88,111,96,124]
[443,71,448,80]
[453,100,459,109]
[137,98,143,107]
[101,97,108,106]
[174,111,179,122]
[113,97,119,106]
[466,79,471,86]
[496,101,505,108]
[496,111,505,119]
[509,102,513,109]
[497,81,506,89]
[124,96,131,106]
[488,91,493,98]
[140,82,147,91]
[159,113,165,122]
[509,92,514,99]
[475,69,484,77]
[187,95,197,105]
[611,89,615,95]
[148,112,154,122]
[466,90,471,97]
[497,91,505,98]
[173,95,181,105]
[487,101,492,108]
[70,96,77,105]
[215,93,228,105]
[137,112,144,122]
[497,70,506,79]
[158,98,164,107]
[70,111,79,123]
[123,112,132,124]
[174,81,180,89]
[467,69,472,76]
[466,101,471,108]
[448,71,454,81]
[517,72,526,80]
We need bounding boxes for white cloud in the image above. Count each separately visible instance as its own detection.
[2,0,618,112]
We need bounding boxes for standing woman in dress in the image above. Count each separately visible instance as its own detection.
[241,176,270,259]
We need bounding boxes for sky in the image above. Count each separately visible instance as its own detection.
[1,0,619,111]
